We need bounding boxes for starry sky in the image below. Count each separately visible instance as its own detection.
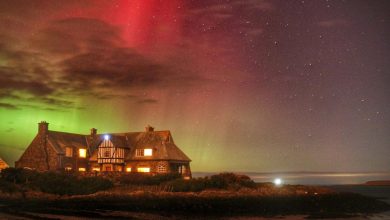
[0,0,389,173]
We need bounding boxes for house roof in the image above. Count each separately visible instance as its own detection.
[47,131,88,154]
[0,157,9,169]
[124,131,191,162]
[45,129,191,162]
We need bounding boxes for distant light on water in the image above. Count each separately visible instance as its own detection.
[274,178,282,186]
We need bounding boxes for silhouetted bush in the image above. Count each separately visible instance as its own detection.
[0,168,113,195]
[119,173,181,185]
[0,179,19,193]
[30,172,113,195]
[1,168,38,184]
[167,173,256,192]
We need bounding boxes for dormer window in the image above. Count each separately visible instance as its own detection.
[136,148,153,157]
[79,148,87,158]
[65,147,73,157]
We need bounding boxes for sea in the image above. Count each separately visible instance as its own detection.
[194,171,390,219]
[192,171,390,185]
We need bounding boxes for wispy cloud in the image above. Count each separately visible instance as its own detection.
[0,103,19,110]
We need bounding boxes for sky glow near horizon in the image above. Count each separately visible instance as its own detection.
[0,0,389,173]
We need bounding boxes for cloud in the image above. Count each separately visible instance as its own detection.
[31,18,122,55]
[0,103,19,110]
[0,16,207,110]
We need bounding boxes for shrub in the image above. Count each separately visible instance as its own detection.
[30,172,113,195]
[0,179,20,193]
[119,173,181,185]
[0,168,113,195]
[167,173,256,192]
[0,167,38,184]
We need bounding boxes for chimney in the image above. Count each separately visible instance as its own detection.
[38,121,49,135]
[90,128,97,136]
[145,125,154,132]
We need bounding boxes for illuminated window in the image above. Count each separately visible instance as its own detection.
[157,164,167,173]
[78,167,86,172]
[65,147,73,157]
[79,149,87,158]
[92,167,100,172]
[65,167,72,171]
[137,167,150,173]
[144,149,153,156]
[126,167,132,172]
[136,149,153,157]
[104,150,110,157]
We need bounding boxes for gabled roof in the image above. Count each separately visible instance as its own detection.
[124,131,191,162]
[0,156,9,170]
[47,131,88,154]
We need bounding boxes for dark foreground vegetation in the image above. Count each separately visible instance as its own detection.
[0,168,389,218]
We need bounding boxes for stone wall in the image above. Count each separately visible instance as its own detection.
[15,135,59,171]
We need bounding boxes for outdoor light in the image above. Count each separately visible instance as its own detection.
[274,178,283,186]
[104,134,110,140]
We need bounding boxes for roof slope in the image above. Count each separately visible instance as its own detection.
[124,131,191,162]
[0,157,9,170]
[47,131,88,154]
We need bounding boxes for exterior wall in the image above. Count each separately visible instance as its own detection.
[125,160,171,174]
[15,135,59,171]
[169,162,192,177]
[61,146,76,170]
[76,157,89,171]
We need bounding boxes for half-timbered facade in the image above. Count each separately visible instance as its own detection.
[15,122,191,177]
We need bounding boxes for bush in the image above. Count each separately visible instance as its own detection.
[29,172,113,195]
[0,179,20,193]
[1,168,38,184]
[119,173,181,185]
[167,173,256,192]
[0,168,113,195]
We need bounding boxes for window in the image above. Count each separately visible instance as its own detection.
[136,149,153,157]
[65,167,72,171]
[78,167,86,172]
[92,167,100,172]
[65,147,73,157]
[178,165,186,174]
[104,150,110,157]
[144,149,153,156]
[157,164,167,173]
[79,148,87,158]
[126,167,132,172]
[137,167,150,173]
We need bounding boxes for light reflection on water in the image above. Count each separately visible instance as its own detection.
[192,172,390,185]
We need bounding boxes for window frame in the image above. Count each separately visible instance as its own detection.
[135,148,153,157]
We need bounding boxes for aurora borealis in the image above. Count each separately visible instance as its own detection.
[0,0,389,173]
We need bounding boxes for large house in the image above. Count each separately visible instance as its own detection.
[15,122,191,178]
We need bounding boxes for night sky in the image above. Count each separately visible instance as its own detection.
[0,0,389,173]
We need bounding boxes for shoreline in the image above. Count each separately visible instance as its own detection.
[1,187,389,219]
